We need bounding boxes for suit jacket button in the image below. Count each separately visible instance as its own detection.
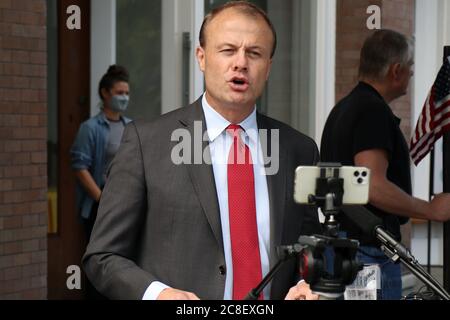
[219,265,226,275]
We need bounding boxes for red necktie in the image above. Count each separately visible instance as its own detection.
[227,124,263,300]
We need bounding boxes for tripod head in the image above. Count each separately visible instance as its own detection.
[298,235,361,298]
[295,163,366,298]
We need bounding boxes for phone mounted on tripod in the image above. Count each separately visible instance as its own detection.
[295,163,366,298]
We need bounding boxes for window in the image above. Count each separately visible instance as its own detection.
[116,0,162,122]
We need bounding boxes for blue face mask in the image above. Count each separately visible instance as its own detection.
[110,95,129,112]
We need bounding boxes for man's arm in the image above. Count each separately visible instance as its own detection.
[354,149,450,222]
[142,282,200,300]
[82,123,157,299]
[82,122,203,300]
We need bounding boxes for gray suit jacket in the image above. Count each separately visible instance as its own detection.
[82,99,321,300]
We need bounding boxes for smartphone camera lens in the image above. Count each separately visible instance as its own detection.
[357,178,364,184]
[362,171,368,177]
[354,171,360,177]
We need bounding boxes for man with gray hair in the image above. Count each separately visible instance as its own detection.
[320,29,450,299]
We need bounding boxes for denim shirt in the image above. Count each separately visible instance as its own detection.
[70,112,132,219]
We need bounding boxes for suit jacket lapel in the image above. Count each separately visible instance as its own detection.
[257,114,288,270]
[180,100,224,254]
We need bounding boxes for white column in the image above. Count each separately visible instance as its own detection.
[313,0,336,145]
[162,0,204,115]
[440,0,450,45]
[162,0,180,114]
[192,0,205,102]
[90,0,116,117]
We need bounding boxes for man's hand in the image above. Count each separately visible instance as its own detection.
[157,288,200,300]
[284,281,319,300]
[430,193,450,222]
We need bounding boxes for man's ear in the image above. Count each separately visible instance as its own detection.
[196,46,206,72]
[390,63,402,81]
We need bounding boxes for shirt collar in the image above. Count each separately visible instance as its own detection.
[201,94,258,144]
[358,81,384,101]
[96,111,131,126]
[358,82,401,124]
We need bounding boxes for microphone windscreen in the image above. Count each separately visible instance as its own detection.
[341,205,382,236]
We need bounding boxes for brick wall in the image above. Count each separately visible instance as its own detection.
[336,0,415,247]
[336,0,415,138]
[336,0,382,102]
[0,0,47,299]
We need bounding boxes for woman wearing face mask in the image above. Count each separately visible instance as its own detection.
[71,65,132,241]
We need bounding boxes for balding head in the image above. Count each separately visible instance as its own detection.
[199,1,277,58]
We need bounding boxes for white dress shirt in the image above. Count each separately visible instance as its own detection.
[143,94,271,300]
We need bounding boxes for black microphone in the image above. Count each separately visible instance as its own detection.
[341,205,414,261]
[342,206,450,300]
[341,205,382,235]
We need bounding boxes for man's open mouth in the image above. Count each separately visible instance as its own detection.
[232,79,247,85]
[229,76,249,90]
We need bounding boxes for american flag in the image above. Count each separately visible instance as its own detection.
[410,56,450,166]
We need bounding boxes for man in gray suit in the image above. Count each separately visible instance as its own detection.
[83,1,321,300]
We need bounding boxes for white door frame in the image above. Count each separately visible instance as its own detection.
[313,0,336,145]
[90,0,116,117]
[161,0,204,114]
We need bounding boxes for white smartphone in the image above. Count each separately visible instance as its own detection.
[294,166,370,205]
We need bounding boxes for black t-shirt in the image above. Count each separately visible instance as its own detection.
[320,82,411,245]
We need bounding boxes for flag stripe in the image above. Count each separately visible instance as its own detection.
[411,113,450,157]
[412,121,450,165]
[411,107,450,153]
[434,100,450,117]
[411,117,450,165]
[410,57,450,165]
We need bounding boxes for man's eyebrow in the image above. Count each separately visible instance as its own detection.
[216,43,237,48]
[246,46,263,51]
[216,43,264,51]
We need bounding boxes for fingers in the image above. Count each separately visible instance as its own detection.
[187,292,201,300]
[284,282,319,300]
[305,292,320,300]
[158,288,201,300]
[284,286,304,300]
